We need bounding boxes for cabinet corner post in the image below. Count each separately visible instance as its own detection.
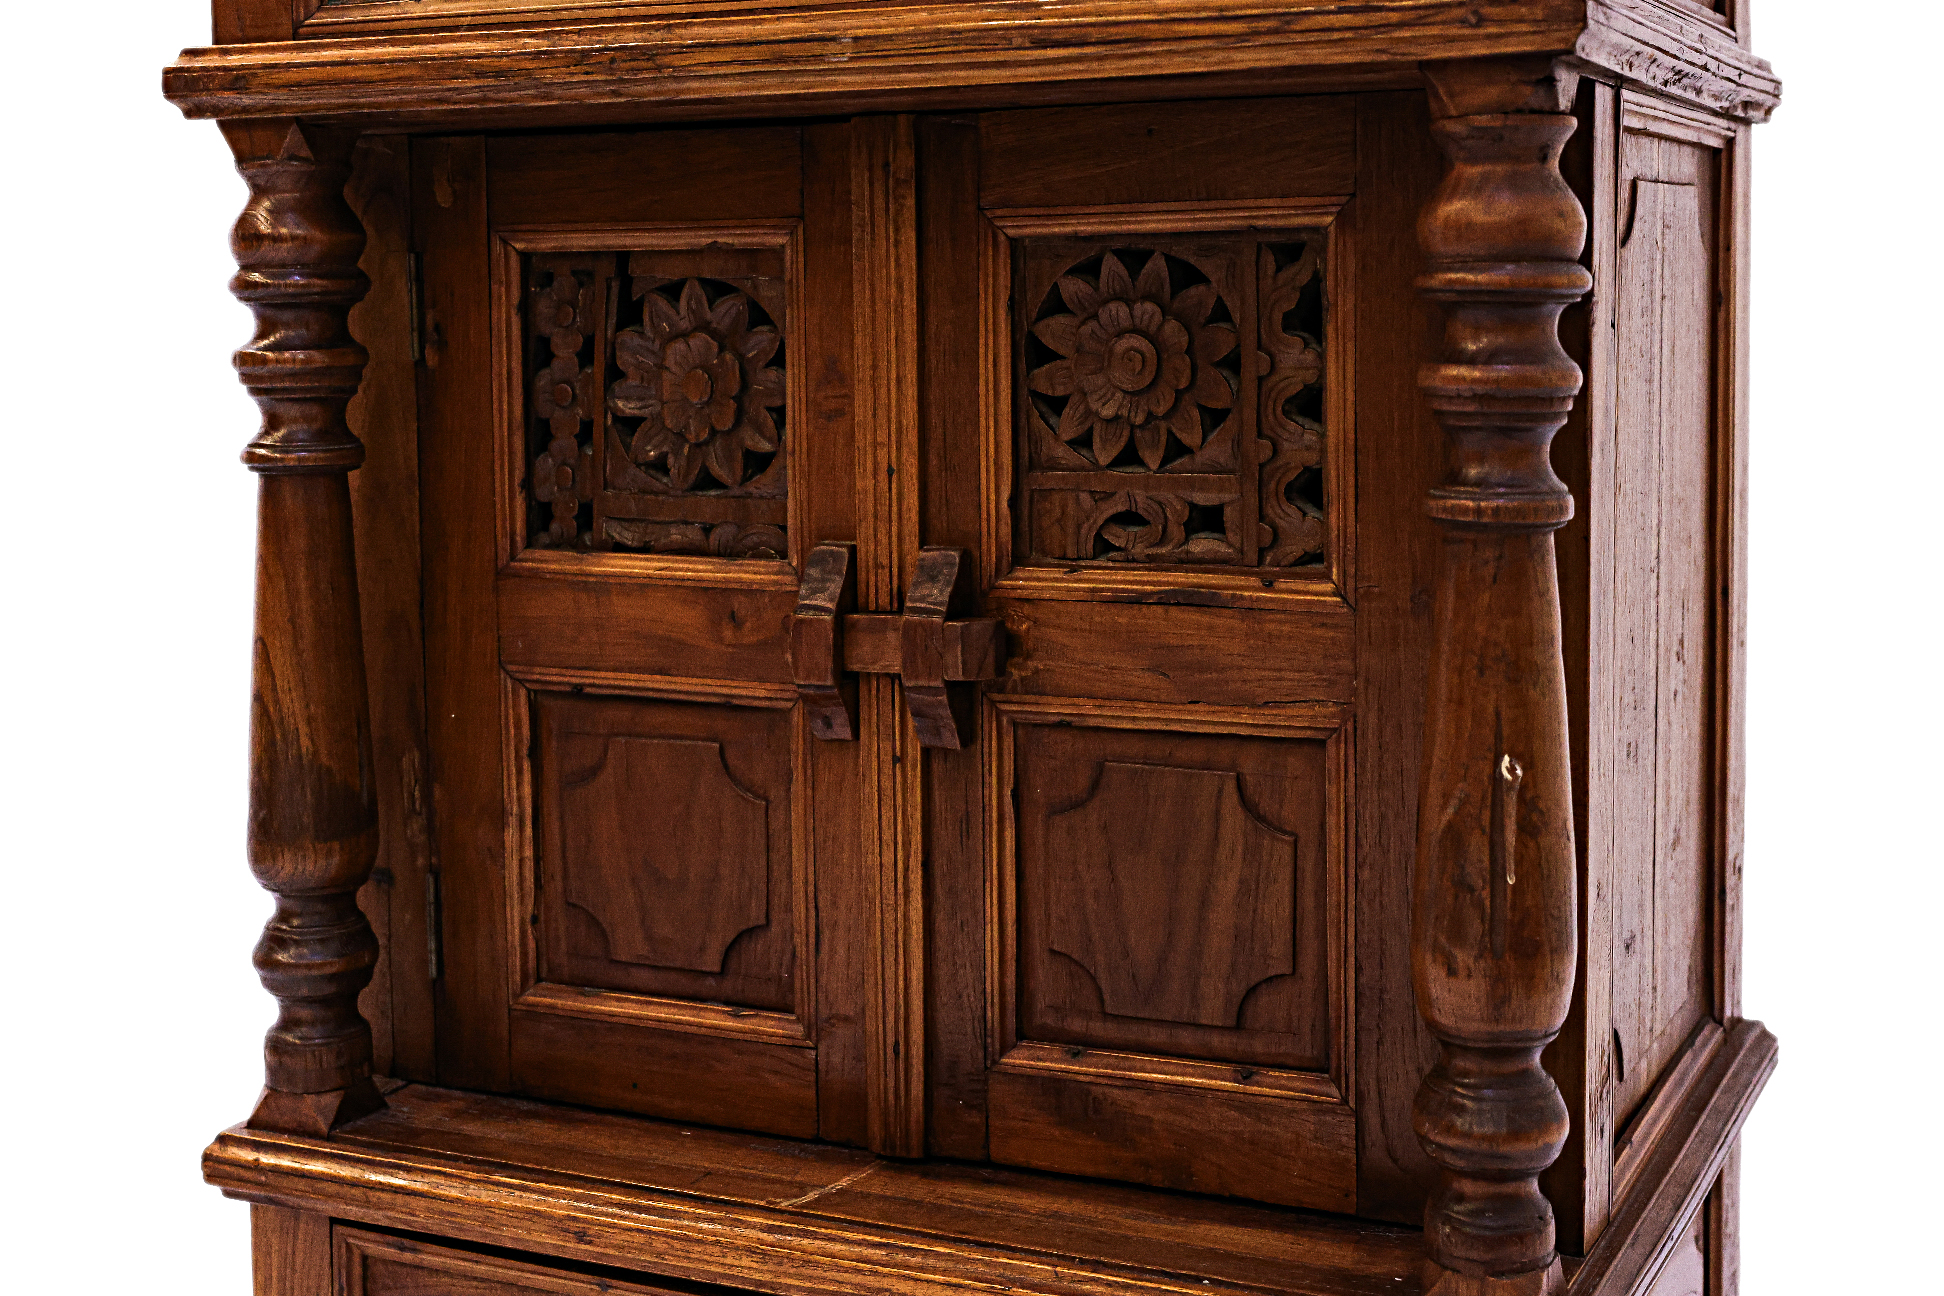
[1409,55,1590,1295]
[222,117,386,1136]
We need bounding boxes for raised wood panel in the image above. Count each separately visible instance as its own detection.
[1610,124,1720,1128]
[558,737,765,972]
[1016,723,1329,1069]
[984,697,1352,1210]
[1045,762,1295,1030]
[533,694,795,1010]
[980,96,1352,210]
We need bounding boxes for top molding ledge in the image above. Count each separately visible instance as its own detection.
[162,0,1778,131]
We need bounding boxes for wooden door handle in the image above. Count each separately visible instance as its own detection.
[790,543,859,741]
[895,547,1003,749]
[789,544,1005,748]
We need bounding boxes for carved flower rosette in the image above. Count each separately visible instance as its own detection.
[608,278,786,494]
[1017,236,1328,570]
[1029,250,1238,472]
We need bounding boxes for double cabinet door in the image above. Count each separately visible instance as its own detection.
[415,99,1366,1213]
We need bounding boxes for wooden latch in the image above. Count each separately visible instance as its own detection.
[789,544,1005,749]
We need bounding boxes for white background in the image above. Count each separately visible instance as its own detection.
[1,1,1936,1287]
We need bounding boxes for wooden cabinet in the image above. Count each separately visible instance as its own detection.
[165,5,1780,1296]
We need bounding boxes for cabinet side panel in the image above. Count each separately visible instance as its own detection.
[1642,1199,1708,1296]
[348,134,437,1082]
[1349,91,1444,1223]
[414,135,513,1090]
[1544,76,1619,1256]
[1718,125,1751,1026]
[1609,121,1722,1128]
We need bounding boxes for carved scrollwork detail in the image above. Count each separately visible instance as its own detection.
[527,256,599,548]
[522,250,792,560]
[1076,490,1241,564]
[1017,233,1329,571]
[1258,240,1328,567]
[603,519,787,559]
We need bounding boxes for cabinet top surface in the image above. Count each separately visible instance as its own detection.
[164,0,1777,131]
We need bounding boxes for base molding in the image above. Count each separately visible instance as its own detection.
[204,1024,1774,1296]
[1568,1019,1777,1296]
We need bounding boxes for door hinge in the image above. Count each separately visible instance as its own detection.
[425,870,442,982]
[407,251,425,364]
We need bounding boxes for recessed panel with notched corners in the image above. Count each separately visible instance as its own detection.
[985,698,1355,1211]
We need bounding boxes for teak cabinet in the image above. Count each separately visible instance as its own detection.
[163,5,1780,1296]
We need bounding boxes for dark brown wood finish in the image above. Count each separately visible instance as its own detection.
[209,1083,1427,1296]
[1569,1020,1775,1296]
[1409,56,1591,1294]
[252,1205,332,1296]
[905,94,1363,1214]
[165,1,1776,132]
[411,123,875,1141]
[345,132,437,1083]
[225,116,386,1136]
[175,5,1781,1292]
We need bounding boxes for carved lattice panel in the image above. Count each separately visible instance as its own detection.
[524,244,790,559]
[533,693,796,1013]
[1015,233,1327,568]
[1014,719,1332,1070]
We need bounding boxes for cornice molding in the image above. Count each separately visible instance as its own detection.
[164,0,1585,127]
[1572,0,1779,122]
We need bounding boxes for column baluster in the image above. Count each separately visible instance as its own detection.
[1410,56,1590,1296]
[222,118,384,1136]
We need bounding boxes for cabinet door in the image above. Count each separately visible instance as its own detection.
[415,125,878,1141]
[913,103,1362,1212]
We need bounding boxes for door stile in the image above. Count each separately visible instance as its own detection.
[852,113,927,1157]
[415,134,514,1092]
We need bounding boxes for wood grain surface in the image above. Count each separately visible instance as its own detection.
[209,1083,1425,1296]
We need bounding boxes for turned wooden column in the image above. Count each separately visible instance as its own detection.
[1409,58,1589,1296]
[223,118,385,1136]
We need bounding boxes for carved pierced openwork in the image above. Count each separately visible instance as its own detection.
[1016,234,1327,568]
[523,246,790,559]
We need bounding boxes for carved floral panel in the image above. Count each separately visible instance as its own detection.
[1016,233,1327,568]
[524,246,789,559]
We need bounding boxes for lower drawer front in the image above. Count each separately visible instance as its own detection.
[338,1229,690,1296]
